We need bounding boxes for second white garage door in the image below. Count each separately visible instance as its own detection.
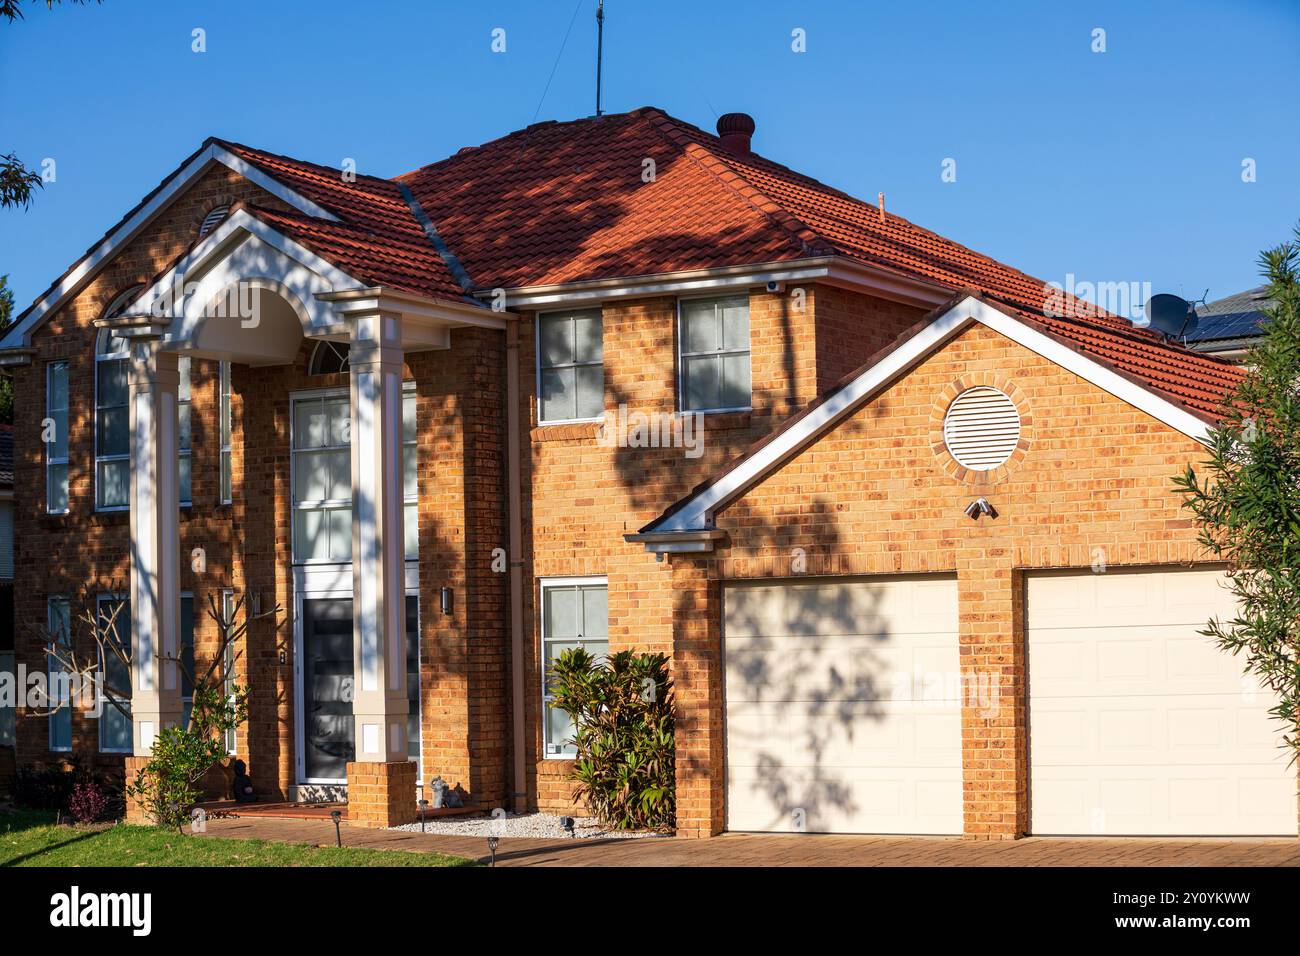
[724,576,961,834]
[1029,568,1298,836]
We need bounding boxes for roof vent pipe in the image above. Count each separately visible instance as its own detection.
[716,113,756,155]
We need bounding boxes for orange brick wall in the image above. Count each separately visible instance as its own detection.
[519,287,921,812]
[11,163,284,775]
[669,322,1227,837]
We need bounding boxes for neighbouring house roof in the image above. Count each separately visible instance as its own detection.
[633,295,1244,544]
[1185,285,1272,347]
[2,106,1242,426]
[0,425,12,487]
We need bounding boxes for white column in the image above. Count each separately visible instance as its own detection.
[348,314,408,763]
[127,339,183,756]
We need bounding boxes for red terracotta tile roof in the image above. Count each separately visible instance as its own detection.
[215,140,471,301]
[217,109,1242,419]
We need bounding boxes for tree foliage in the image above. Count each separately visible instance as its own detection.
[1173,224,1300,761]
[548,649,675,830]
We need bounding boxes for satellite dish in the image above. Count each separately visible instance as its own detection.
[1143,293,1199,339]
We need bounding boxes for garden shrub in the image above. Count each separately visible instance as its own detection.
[548,649,674,831]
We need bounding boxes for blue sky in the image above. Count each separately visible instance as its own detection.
[1,0,1297,318]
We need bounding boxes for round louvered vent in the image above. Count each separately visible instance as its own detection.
[199,204,230,237]
[943,386,1021,471]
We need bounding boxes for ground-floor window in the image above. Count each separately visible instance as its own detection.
[178,594,195,728]
[47,597,71,751]
[0,651,15,747]
[97,596,131,753]
[540,577,608,758]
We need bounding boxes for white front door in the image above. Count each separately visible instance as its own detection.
[723,575,962,834]
[1028,567,1298,836]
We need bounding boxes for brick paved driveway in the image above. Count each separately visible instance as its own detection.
[198,817,1300,867]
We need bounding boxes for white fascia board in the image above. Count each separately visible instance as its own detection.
[646,296,1214,536]
[0,143,339,350]
[493,258,839,309]
[127,208,363,319]
[320,288,505,331]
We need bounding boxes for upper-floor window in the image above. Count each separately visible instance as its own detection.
[308,341,350,375]
[45,362,69,514]
[177,356,191,505]
[219,361,232,503]
[291,387,417,563]
[94,327,131,510]
[678,295,751,412]
[537,309,603,423]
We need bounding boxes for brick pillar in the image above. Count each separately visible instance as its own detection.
[957,559,1027,839]
[123,755,153,824]
[671,556,723,838]
[346,760,417,829]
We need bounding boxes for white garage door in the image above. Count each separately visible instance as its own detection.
[1029,568,1298,836]
[724,576,962,834]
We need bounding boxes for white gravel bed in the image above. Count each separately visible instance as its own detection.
[388,811,667,840]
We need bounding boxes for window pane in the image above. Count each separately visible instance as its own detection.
[220,451,232,502]
[97,460,129,509]
[573,313,603,363]
[327,399,350,446]
[96,359,127,407]
[47,464,68,512]
[328,508,352,561]
[539,367,576,422]
[720,297,750,349]
[402,393,416,443]
[539,315,574,368]
[179,454,191,504]
[403,446,417,498]
[96,407,128,456]
[178,403,191,451]
[180,597,195,699]
[49,412,69,461]
[219,363,232,444]
[545,588,580,639]
[178,357,191,402]
[295,451,327,503]
[404,502,418,559]
[581,587,608,639]
[295,400,329,449]
[101,706,132,752]
[681,300,719,353]
[545,701,575,755]
[325,449,351,501]
[574,364,604,420]
[48,363,69,410]
[50,707,72,750]
[294,508,328,562]
[721,352,752,409]
[682,354,721,411]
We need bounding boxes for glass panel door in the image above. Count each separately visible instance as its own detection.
[301,599,355,780]
[299,596,421,781]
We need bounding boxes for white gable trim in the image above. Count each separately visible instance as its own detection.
[638,296,1214,538]
[0,142,340,350]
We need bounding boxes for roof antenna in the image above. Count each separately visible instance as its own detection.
[595,0,606,117]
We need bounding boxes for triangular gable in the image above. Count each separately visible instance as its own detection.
[632,295,1220,543]
[0,141,340,351]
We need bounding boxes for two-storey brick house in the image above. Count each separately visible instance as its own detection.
[2,108,1293,838]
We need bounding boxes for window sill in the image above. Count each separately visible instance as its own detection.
[531,421,602,442]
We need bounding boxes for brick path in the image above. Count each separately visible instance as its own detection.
[196,817,1300,867]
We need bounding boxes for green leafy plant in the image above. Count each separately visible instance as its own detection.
[548,648,675,831]
[1173,224,1300,761]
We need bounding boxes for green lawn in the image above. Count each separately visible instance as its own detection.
[0,811,476,867]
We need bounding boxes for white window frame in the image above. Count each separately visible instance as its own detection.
[178,356,192,507]
[676,293,753,414]
[178,591,194,729]
[289,387,353,565]
[290,384,417,565]
[219,361,233,504]
[96,593,132,754]
[535,308,605,426]
[402,384,418,559]
[221,589,237,755]
[47,596,72,752]
[0,650,14,748]
[94,328,131,512]
[45,362,69,515]
[539,575,608,759]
